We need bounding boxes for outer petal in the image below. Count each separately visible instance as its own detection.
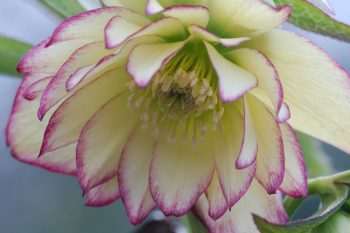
[85,177,120,207]
[248,29,350,153]
[23,76,51,101]
[195,180,288,233]
[119,129,156,224]
[248,95,285,194]
[207,0,291,37]
[212,102,256,218]
[205,42,257,102]
[6,73,76,175]
[39,68,128,155]
[279,124,308,198]
[38,41,113,120]
[48,7,122,45]
[227,48,284,121]
[18,39,89,74]
[150,136,215,216]
[127,41,186,88]
[77,93,138,191]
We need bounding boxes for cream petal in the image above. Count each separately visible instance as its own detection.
[248,95,285,194]
[205,42,257,102]
[236,98,258,168]
[195,180,288,233]
[118,129,156,224]
[279,124,308,198]
[84,176,120,207]
[39,68,128,156]
[48,7,122,45]
[105,16,143,49]
[150,137,214,216]
[106,17,187,49]
[248,29,350,153]
[127,41,186,88]
[207,0,291,37]
[6,73,76,175]
[146,0,164,15]
[227,48,284,120]
[38,41,113,120]
[77,93,138,191]
[212,102,256,217]
[205,172,229,220]
[18,39,89,74]
[162,5,209,27]
[23,76,51,101]
[188,25,250,47]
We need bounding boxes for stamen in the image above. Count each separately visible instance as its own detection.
[127,52,225,145]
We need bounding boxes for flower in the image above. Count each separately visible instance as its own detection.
[6,0,350,232]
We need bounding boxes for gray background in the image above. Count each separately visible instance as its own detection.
[0,1,350,233]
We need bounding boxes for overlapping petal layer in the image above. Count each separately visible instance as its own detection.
[7,1,350,233]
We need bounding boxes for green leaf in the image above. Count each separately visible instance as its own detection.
[273,0,350,42]
[255,171,350,233]
[297,132,333,178]
[183,212,209,233]
[38,0,85,19]
[0,36,32,77]
[313,210,350,233]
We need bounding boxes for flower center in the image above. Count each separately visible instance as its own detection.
[127,50,225,145]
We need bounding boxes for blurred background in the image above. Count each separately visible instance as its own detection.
[0,0,350,232]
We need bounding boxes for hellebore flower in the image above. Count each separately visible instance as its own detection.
[6,0,350,232]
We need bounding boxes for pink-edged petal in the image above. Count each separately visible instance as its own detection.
[195,180,288,233]
[277,102,291,123]
[279,124,308,198]
[66,65,95,91]
[227,48,284,120]
[105,16,143,49]
[38,41,113,120]
[70,35,165,91]
[205,172,229,220]
[150,136,215,216]
[48,7,121,45]
[119,129,156,224]
[212,102,256,218]
[146,0,164,15]
[39,68,128,156]
[23,76,52,101]
[162,5,209,27]
[102,0,152,15]
[127,41,186,88]
[207,1,291,37]
[77,93,138,192]
[247,95,285,194]
[6,73,76,175]
[106,17,187,49]
[18,39,89,74]
[248,29,350,154]
[85,176,120,207]
[236,98,258,169]
[188,25,250,47]
[204,42,257,102]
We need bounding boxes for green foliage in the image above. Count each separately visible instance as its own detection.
[273,0,350,42]
[183,212,209,233]
[255,171,350,233]
[38,0,85,19]
[0,37,32,76]
[297,132,333,177]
